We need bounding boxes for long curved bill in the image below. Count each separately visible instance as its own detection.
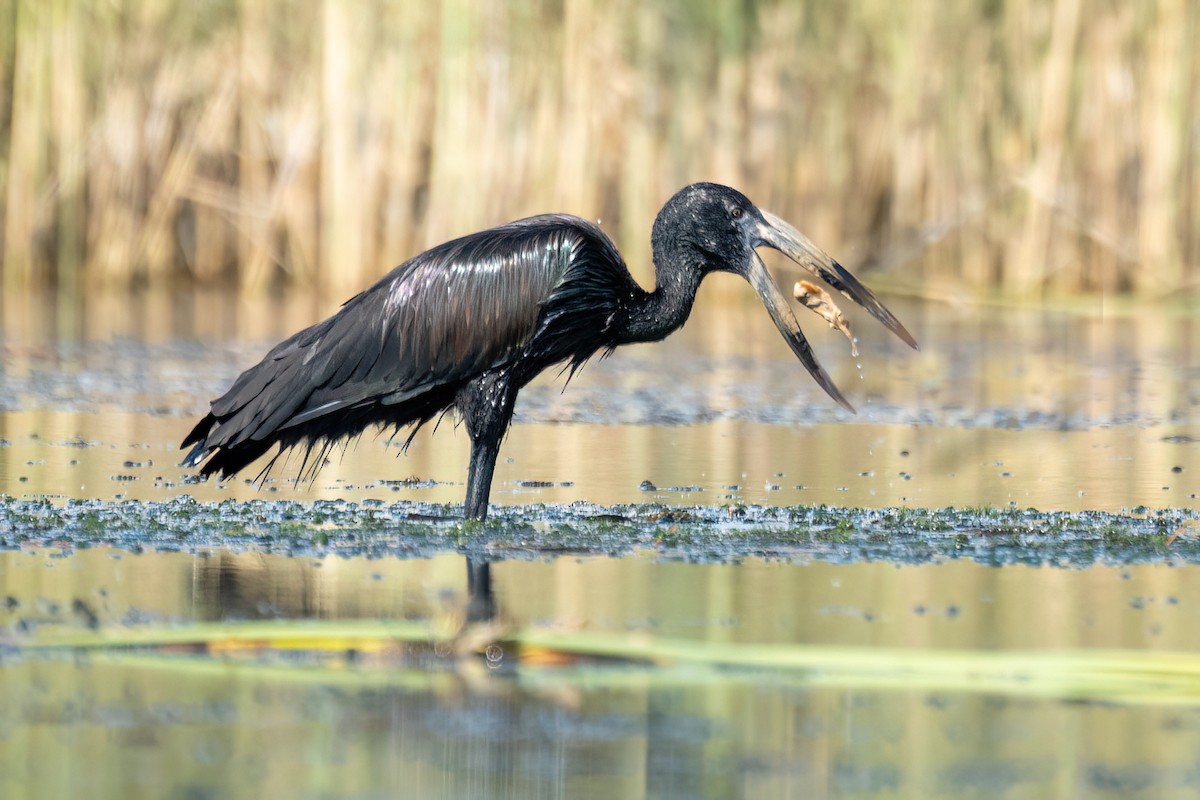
[757,210,919,350]
[744,252,856,413]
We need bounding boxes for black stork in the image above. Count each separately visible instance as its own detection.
[182,183,917,519]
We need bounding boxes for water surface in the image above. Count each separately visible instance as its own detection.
[1,286,1196,513]
[5,549,1200,798]
[2,287,1199,798]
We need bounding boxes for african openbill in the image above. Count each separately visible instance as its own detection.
[182,183,917,519]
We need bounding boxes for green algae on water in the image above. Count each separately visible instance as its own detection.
[0,495,1197,567]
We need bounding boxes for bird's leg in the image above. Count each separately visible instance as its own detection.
[464,434,502,520]
[460,372,518,521]
[465,557,495,622]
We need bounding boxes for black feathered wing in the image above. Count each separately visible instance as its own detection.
[182,215,627,477]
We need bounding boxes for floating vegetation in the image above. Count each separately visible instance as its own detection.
[0,495,1196,567]
[10,619,1200,708]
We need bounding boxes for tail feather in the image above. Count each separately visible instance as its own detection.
[180,384,461,481]
[180,412,274,478]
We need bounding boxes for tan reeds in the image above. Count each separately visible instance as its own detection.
[0,0,1197,297]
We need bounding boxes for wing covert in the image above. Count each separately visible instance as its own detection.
[200,216,603,449]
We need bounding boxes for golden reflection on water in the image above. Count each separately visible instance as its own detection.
[10,652,1199,799]
[4,548,1200,798]
[0,411,1194,512]
[3,549,1195,653]
[8,653,1200,799]
[2,288,1199,796]
[1,286,1197,513]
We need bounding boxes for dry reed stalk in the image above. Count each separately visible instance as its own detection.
[1136,0,1184,293]
[1078,9,1135,294]
[319,0,366,298]
[237,0,275,292]
[3,0,49,289]
[49,0,85,297]
[1014,0,1082,295]
[138,65,238,286]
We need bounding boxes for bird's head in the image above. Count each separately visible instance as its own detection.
[653,182,918,412]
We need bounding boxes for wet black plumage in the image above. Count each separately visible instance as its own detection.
[183,183,917,519]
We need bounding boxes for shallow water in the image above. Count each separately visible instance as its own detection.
[2,410,1196,512]
[1,286,1197,513]
[6,550,1200,798]
[2,286,1199,798]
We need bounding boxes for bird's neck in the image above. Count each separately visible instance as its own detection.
[619,261,704,344]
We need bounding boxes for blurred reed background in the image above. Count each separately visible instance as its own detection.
[1,0,1198,298]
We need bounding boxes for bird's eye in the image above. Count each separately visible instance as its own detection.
[731,207,743,219]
